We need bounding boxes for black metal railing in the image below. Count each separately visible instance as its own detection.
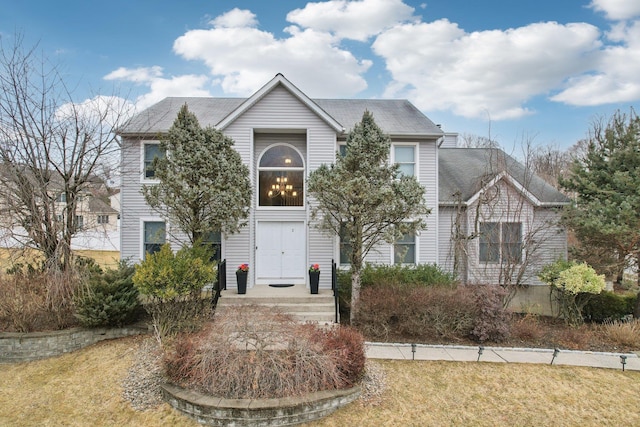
[332,259,339,323]
[212,259,226,309]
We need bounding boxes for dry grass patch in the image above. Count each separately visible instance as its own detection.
[308,361,640,427]
[2,337,640,426]
[598,319,640,348]
[0,335,196,427]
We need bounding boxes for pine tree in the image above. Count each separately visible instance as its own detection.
[308,111,430,322]
[142,104,252,244]
[560,109,640,286]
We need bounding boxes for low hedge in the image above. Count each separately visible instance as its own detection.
[582,291,636,323]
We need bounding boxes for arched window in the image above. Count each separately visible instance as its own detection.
[258,145,304,207]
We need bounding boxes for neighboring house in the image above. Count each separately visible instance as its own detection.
[118,74,568,291]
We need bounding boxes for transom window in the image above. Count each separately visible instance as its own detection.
[394,145,416,177]
[258,145,304,207]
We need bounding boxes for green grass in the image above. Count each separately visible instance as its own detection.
[1,336,639,426]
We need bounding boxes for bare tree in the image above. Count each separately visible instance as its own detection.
[0,34,131,270]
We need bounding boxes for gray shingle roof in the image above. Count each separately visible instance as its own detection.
[119,96,443,137]
[439,148,570,206]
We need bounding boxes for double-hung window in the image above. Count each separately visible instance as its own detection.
[143,143,164,179]
[394,145,416,177]
[143,221,166,258]
[479,222,522,263]
[394,230,416,264]
[203,231,222,262]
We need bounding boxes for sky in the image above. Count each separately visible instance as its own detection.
[1,0,639,151]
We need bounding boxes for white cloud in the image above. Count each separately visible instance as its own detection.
[172,10,371,97]
[589,0,640,21]
[286,0,416,41]
[210,8,258,28]
[373,19,603,119]
[104,66,163,83]
[104,66,211,109]
[551,20,640,105]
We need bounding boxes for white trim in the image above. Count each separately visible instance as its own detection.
[466,172,543,207]
[217,74,344,133]
[392,143,419,180]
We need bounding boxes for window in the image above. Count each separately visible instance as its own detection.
[394,231,416,264]
[143,221,166,258]
[338,144,348,157]
[56,193,66,203]
[258,145,304,207]
[479,222,522,263]
[203,231,222,262]
[144,143,164,179]
[97,215,109,224]
[339,224,352,265]
[74,215,84,230]
[394,145,416,177]
[502,223,522,263]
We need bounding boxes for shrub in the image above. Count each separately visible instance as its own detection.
[163,306,366,399]
[598,319,640,348]
[337,263,456,320]
[470,285,511,343]
[539,260,606,326]
[74,262,141,327]
[355,283,510,343]
[0,268,79,332]
[510,313,544,342]
[582,291,636,323]
[133,244,216,343]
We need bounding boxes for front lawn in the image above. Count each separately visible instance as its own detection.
[1,335,639,426]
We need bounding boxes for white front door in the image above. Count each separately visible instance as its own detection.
[256,221,306,284]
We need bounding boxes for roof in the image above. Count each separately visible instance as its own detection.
[439,148,570,206]
[119,75,443,137]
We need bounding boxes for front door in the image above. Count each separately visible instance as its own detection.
[256,221,305,284]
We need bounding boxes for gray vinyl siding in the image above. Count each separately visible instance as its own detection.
[222,85,337,289]
[417,141,438,264]
[464,180,565,286]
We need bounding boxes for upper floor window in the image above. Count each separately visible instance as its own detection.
[56,193,66,203]
[143,143,164,179]
[258,145,304,207]
[479,222,522,264]
[394,230,416,264]
[394,145,416,177]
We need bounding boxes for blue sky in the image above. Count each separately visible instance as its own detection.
[2,0,639,150]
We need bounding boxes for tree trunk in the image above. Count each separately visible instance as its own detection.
[350,267,361,324]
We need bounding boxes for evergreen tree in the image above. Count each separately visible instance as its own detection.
[560,109,640,286]
[308,111,430,322]
[142,104,251,244]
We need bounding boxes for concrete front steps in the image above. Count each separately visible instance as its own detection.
[215,284,336,324]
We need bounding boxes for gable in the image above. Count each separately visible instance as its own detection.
[438,148,570,207]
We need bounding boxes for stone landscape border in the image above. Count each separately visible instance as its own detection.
[0,325,147,363]
[162,383,361,426]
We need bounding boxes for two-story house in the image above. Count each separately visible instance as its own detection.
[118,74,568,293]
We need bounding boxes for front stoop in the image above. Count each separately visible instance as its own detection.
[215,285,336,324]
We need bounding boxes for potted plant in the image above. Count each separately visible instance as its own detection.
[309,264,320,294]
[236,264,249,294]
